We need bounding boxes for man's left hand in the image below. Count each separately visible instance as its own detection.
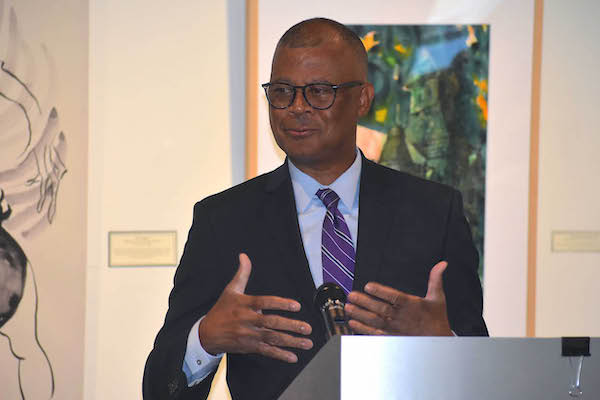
[345,261,453,336]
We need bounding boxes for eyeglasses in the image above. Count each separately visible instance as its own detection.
[261,81,363,110]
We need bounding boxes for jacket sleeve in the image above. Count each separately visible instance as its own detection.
[442,189,489,336]
[143,199,233,399]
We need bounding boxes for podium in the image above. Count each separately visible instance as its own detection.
[279,336,599,399]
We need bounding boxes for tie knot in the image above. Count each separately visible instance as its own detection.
[316,188,340,209]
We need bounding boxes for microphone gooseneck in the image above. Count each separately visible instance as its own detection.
[313,282,353,340]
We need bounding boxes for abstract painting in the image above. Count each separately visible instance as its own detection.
[350,25,489,277]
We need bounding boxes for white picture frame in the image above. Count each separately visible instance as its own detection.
[248,0,536,337]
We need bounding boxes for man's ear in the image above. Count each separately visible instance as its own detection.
[358,83,375,117]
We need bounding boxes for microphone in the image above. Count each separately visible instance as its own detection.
[313,282,352,340]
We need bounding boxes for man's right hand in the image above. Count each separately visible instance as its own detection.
[198,253,313,363]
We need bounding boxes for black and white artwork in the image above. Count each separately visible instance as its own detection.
[0,1,68,397]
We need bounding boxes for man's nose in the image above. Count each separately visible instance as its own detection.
[288,88,311,113]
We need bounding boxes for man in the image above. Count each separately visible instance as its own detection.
[143,18,487,400]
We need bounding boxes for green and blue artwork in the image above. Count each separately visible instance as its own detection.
[350,25,489,277]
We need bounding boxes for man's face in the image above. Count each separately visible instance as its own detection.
[268,42,373,170]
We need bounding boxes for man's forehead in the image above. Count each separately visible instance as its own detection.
[270,44,353,81]
[272,40,353,66]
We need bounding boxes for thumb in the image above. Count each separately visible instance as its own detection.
[228,253,252,293]
[425,261,448,301]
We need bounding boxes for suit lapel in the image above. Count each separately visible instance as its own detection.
[258,157,403,306]
[353,157,397,292]
[261,162,317,308]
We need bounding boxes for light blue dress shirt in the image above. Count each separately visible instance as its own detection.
[182,152,362,386]
[288,153,361,287]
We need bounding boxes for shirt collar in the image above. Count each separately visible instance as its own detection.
[288,150,362,213]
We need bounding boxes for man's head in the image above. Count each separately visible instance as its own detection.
[267,18,374,178]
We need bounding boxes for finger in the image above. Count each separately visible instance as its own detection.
[347,319,385,336]
[228,253,252,293]
[426,261,448,301]
[363,282,414,307]
[259,329,313,351]
[258,314,312,335]
[344,303,386,329]
[255,342,299,363]
[250,295,301,312]
[347,291,395,318]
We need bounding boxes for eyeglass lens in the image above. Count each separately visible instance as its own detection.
[266,84,336,109]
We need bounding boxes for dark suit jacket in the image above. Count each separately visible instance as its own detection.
[143,156,488,400]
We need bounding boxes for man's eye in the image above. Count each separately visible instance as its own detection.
[272,85,292,95]
[309,85,332,96]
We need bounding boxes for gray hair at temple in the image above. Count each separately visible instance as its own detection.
[273,17,369,79]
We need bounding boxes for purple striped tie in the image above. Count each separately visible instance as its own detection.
[316,188,355,295]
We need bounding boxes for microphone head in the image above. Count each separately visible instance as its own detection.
[313,282,347,311]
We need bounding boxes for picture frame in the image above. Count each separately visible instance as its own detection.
[245,0,540,337]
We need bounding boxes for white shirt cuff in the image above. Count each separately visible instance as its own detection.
[182,317,224,387]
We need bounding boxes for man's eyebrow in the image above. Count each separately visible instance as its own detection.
[269,78,335,85]
[308,80,334,85]
[270,78,293,84]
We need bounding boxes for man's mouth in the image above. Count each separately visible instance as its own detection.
[285,127,316,137]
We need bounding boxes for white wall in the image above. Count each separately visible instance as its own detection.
[535,0,600,336]
[87,1,244,398]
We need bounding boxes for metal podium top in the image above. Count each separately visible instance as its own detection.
[279,336,599,400]
[341,336,598,400]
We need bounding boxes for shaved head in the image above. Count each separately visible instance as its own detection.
[273,18,368,80]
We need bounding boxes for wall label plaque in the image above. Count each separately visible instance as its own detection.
[551,231,600,253]
[108,231,177,267]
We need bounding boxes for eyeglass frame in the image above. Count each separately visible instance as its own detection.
[261,81,364,110]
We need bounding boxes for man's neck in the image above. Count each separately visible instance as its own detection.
[290,152,357,186]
